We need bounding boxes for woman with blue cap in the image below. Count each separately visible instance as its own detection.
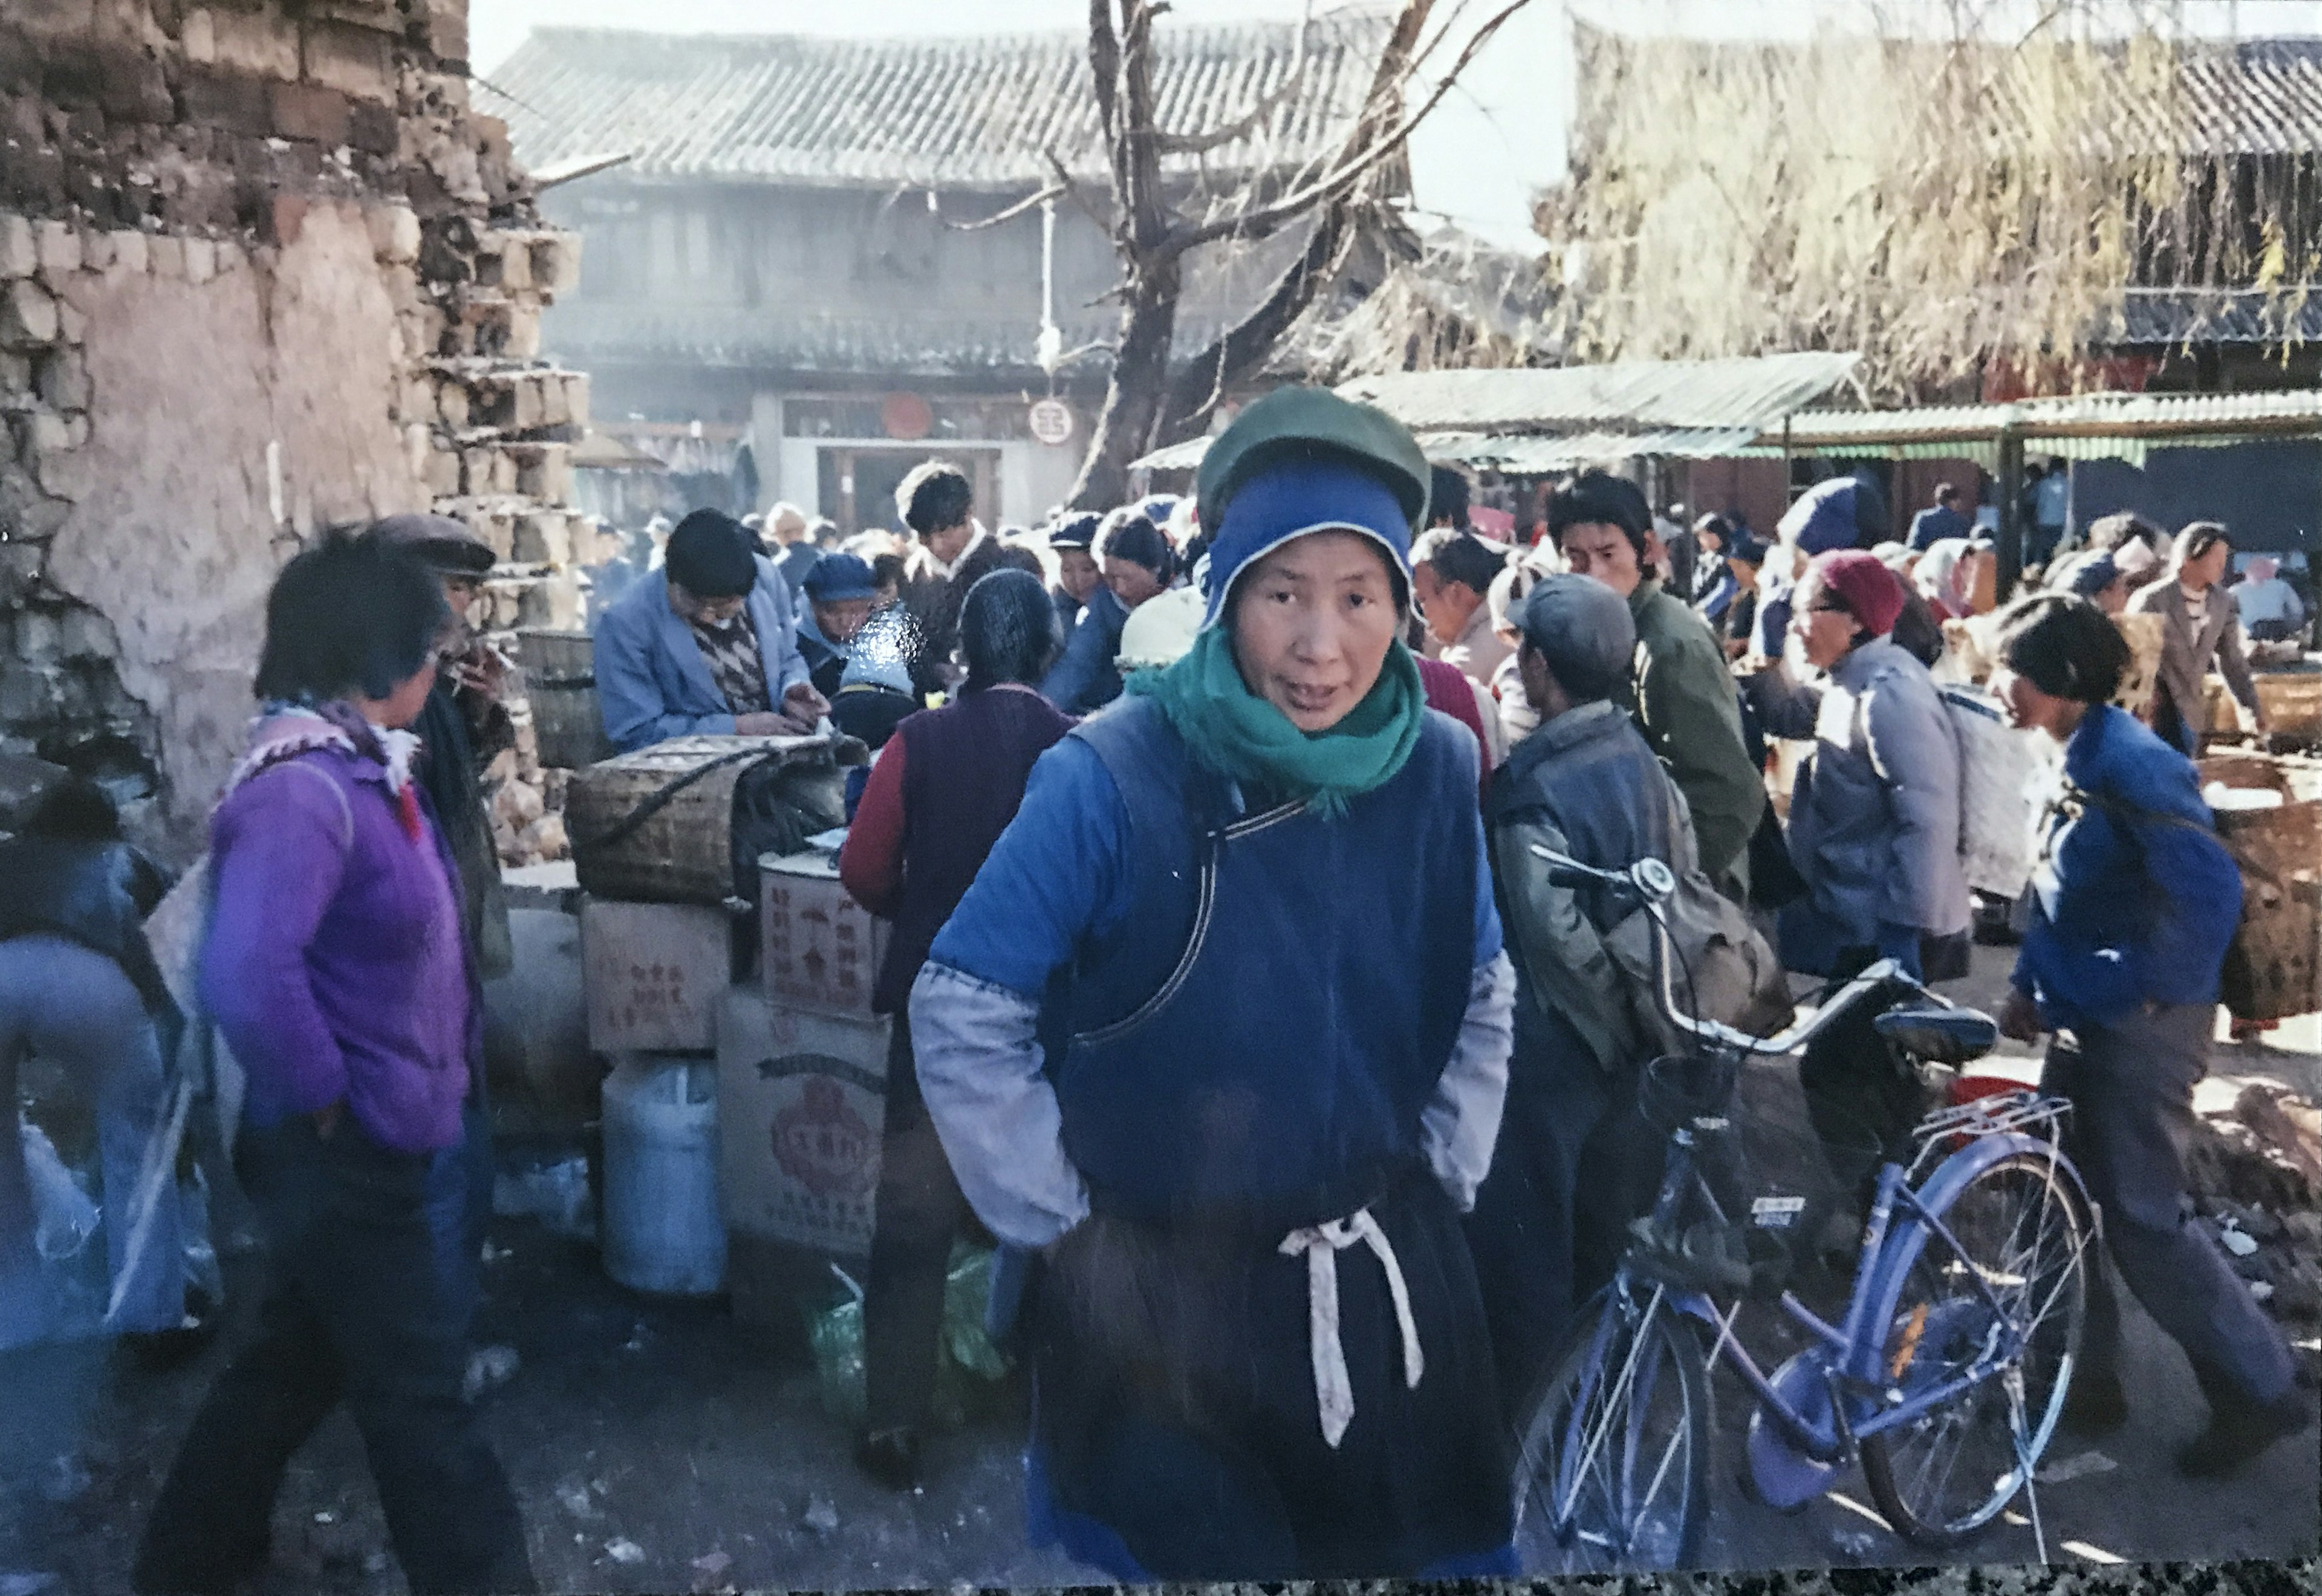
[906,388,1518,1578]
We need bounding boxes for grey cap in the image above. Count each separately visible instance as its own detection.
[1512,573,1637,699]
[370,513,496,577]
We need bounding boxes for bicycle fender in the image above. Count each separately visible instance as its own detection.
[1848,1132,2094,1389]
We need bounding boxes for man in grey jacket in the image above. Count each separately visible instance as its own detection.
[1746,550,1971,1195]
[1466,575,1699,1413]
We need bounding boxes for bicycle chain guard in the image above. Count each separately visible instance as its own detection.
[1748,1352,1841,1510]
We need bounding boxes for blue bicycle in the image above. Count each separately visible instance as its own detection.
[1514,852,2098,1570]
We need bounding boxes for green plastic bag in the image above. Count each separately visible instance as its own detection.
[808,1244,1011,1427]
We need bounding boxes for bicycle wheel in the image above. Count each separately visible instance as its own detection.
[1860,1149,2091,1546]
[1512,1282,1712,1572]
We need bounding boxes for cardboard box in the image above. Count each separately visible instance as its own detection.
[760,850,888,1019]
[581,896,733,1054]
[717,985,889,1260]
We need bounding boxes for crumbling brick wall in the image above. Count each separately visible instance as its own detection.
[0,1,582,864]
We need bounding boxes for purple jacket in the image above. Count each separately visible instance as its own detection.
[201,745,475,1154]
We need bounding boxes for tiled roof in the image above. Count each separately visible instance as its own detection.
[2112,287,2322,346]
[488,14,1390,191]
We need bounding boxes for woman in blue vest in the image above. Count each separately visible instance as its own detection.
[907,389,1518,1580]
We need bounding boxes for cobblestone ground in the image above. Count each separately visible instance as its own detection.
[1,947,2314,1592]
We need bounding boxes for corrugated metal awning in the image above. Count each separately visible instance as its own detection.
[1336,352,1861,434]
[1130,352,1864,475]
[1760,387,2322,469]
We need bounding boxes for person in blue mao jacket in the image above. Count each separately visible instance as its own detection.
[594,508,827,752]
[905,388,1518,1580]
[1992,594,2312,1479]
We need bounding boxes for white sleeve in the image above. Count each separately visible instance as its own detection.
[1419,953,1515,1213]
[908,960,1091,1248]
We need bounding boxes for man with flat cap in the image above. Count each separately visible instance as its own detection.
[596,507,828,754]
[1465,574,1705,1412]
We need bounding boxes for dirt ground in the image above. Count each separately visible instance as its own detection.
[1,944,2315,1592]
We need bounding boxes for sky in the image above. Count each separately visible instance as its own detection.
[467,1,2322,253]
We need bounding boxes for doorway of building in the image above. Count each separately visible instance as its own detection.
[818,447,1001,536]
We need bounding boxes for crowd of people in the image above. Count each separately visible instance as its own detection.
[3,388,2316,1591]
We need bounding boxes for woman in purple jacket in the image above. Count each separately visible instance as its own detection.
[137,536,534,1596]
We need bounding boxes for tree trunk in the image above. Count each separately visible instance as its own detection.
[1068,253,1181,508]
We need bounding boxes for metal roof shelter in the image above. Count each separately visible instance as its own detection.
[1759,388,2322,470]
[489,15,1388,191]
[1131,351,1864,473]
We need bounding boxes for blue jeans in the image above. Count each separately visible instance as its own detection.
[0,933,184,1341]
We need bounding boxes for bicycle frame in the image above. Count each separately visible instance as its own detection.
[1530,848,2086,1469]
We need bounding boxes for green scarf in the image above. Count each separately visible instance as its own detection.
[1127,628,1426,818]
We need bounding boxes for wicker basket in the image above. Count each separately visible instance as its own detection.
[514,629,615,770]
[2214,794,2322,1023]
[2257,669,2322,746]
[567,735,850,906]
[2113,612,2164,718]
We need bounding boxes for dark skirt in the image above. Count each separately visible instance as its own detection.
[1024,1171,1514,1580]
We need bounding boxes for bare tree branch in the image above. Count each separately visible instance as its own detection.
[940,181,1068,233]
[1156,0,1534,261]
[1156,0,1313,155]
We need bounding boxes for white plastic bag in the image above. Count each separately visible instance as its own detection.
[21,1123,97,1264]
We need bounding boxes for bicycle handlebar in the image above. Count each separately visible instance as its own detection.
[1527,844,1925,1059]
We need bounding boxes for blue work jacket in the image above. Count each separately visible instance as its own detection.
[594,558,811,751]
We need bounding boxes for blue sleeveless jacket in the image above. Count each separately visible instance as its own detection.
[1041,698,1483,1234]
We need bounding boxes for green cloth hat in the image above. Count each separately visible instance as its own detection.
[1195,386,1431,536]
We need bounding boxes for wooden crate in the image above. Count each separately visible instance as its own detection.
[2214,797,2322,1023]
[515,629,614,770]
[2257,669,2322,745]
[567,734,847,906]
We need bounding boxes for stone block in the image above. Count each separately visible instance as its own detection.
[270,80,352,146]
[348,99,397,157]
[302,20,395,105]
[54,302,82,346]
[56,608,108,660]
[77,229,110,272]
[562,373,590,428]
[515,511,570,566]
[22,411,70,457]
[214,239,246,277]
[0,353,27,394]
[538,373,569,429]
[180,66,276,138]
[398,377,434,426]
[183,238,216,285]
[506,303,540,360]
[0,216,34,280]
[13,608,59,660]
[533,235,582,297]
[368,202,420,264]
[419,0,468,66]
[33,221,78,284]
[148,235,184,279]
[0,281,57,349]
[0,661,62,723]
[436,378,469,430]
[34,443,90,501]
[492,236,533,292]
[96,42,174,124]
[211,9,301,80]
[516,444,569,503]
[421,446,460,496]
[109,229,148,275]
[33,348,86,412]
[0,542,42,606]
[183,8,217,66]
[512,373,544,430]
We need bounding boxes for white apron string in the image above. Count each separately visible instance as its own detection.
[1276,1206,1425,1449]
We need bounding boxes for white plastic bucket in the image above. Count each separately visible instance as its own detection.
[600,1056,726,1296]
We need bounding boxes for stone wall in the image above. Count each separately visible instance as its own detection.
[0,0,582,863]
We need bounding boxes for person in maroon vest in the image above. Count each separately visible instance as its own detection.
[838,568,1073,1488]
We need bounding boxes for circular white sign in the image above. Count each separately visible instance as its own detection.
[1029,398,1075,447]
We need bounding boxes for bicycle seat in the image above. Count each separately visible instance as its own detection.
[1873,1005,1998,1065]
